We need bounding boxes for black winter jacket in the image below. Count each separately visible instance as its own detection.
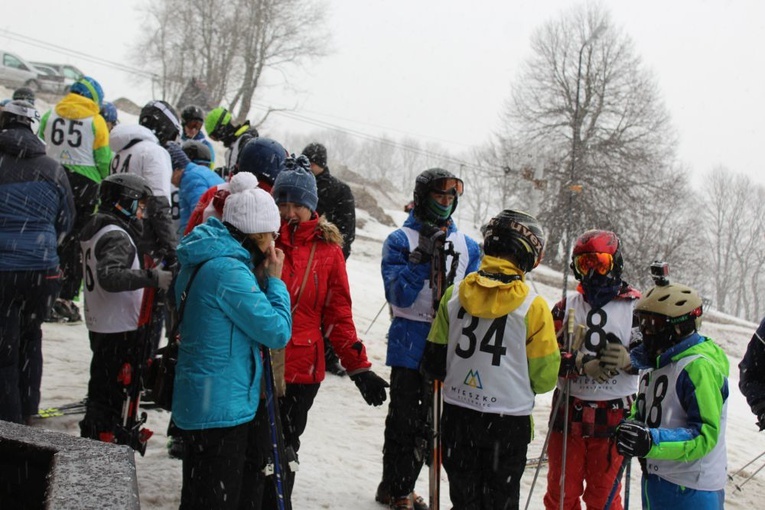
[315,167,355,259]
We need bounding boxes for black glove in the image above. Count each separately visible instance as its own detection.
[753,402,765,431]
[350,370,389,406]
[420,342,447,382]
[615,420,653,458]
[166,142,191,170]
[558,351,578,379]
[409,224,445,264]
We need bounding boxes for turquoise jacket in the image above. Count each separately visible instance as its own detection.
[171,217,292,430]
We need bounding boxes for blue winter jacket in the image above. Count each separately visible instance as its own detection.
[177,161,224,234]
[172,217,292,430]
[381,211,481,369]
[0,125,74,271]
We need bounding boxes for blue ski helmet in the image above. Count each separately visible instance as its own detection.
[70,76,104,106]
[235,137,288,188]
[100,101,118,124]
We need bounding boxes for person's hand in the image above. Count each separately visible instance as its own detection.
[558,350,579,379]
[350,370,389,406]
[409,224,445,264]
[264,245,284,279]
[600,342,631,371]
[166,142,190,171]
[151,267,173,291]
[579,354,614,383]
[615,420,653,457]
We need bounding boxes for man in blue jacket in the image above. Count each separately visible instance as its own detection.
[0,100,74,424]
[377,168,481,510]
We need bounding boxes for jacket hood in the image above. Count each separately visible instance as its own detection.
[0,126,46,158]
[458,255,528,319]
[631,332,730,375]
[402,209,457,235]
[109,123,159,153]
[54,93,100,120]
[177,217,251,268]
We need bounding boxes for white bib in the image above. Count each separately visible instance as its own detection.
[43,113,97,167]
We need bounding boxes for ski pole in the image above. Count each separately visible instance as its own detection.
[364,301,388,336]
[604,456,629,510]
[524,386,566,510]
[729,449,765,481]
[624,455,631,510]
[558,313,577,510]
[735,460,765,492]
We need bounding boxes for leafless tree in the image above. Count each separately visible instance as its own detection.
[133,0,329,123]
[502,2,677,270]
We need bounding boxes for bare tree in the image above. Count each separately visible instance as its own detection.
[502,2,677,269]
[133,0,329,123]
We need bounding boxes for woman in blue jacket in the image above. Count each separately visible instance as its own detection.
[172,180,292,510]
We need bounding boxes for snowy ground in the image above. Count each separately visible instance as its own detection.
[29,201,765,510]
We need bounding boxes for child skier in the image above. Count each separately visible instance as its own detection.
[616,282,729,509]
[421,209,560,510]
[79,173,173,451]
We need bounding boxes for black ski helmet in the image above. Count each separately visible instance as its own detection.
[412,168,464,225]
[139,100,181,145]
[0,100,40,129]
[482,209,545,272]
[99,173,153,219]
[181,140,213,166]
[635,282,703,359]
[181,104,205,126]
[12,87,35,105]
[235,137,287,188]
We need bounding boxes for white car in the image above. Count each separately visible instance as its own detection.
[0,50,41,92]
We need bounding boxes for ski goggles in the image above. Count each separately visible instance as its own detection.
[573,252,614,276]
[431,178,464,196]
[635,312,669,335]
[184,119,203,130]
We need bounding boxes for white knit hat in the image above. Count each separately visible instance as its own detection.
[222,183,281,234]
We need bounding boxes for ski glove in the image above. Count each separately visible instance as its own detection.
[409,224,445,264]
[578,353,614,383]
[558,350,579,379]
[753,401,765,431]
[615,420,653,458]
[600,343,631,371]
[350,370,389,406]
[166,142,190,171]
[151,267,173,291]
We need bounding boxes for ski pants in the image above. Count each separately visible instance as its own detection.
[381,366,429,498]
[441,402,531,510]
[58,170,99,301]
[543,431,624,510]
[641,473,724,510]
[180,419,262,510]
[0,268,59,423]
[80,330,140,441]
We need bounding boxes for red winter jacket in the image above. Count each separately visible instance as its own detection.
[277,214,371,384]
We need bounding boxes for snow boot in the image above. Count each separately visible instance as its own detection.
[376,482,428,510]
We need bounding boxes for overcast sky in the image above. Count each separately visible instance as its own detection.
[5,0,764,186]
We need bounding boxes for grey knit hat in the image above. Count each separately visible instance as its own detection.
[272,166,318,212]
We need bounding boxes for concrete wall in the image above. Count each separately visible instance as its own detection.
[0,420,140,510]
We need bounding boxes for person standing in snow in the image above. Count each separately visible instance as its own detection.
[421,209,560,510]
[0,101,74,424]
[377,168,481,510]
[180,104,215,169]
[78,174,172,445]
[543,230,641,510]
[167,141,224,236]
[109,99,180,264]
[39,76,112,323]
[301,141,357,377]
[100,101,119,132]
[172,183,291,510]
[266,158,389,506]
[739,317,765,430]
[203,106,258,178]
[615,282,729,510]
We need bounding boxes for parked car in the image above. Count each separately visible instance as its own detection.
[31,62,84,91]
[0,50,41,91]
[31,63,67,94]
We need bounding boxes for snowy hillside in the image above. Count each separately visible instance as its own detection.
[7,87,765,508]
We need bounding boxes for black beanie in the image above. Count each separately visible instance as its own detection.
[302,142,327,169]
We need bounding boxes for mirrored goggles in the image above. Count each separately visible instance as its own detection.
[636,312,669,336]
[432,178,464,196]
[184,119,203,130]
[573,252,614,276]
